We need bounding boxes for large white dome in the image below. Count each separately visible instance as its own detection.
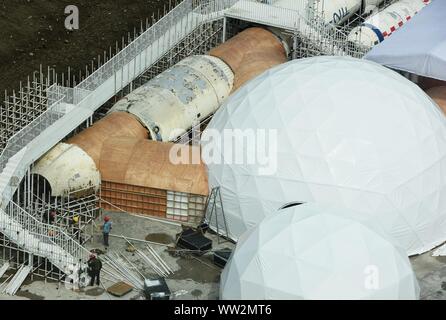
[202,56,446,255]
[220,203,420,300]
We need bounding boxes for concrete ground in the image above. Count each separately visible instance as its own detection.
[410,251,446,300]
[1,210,446,300]
[0,210,233,300]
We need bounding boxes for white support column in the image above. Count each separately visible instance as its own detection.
[222,16,227,43]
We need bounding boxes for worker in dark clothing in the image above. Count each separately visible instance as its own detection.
[49,210,56,224]
[44,210,56,225]
[102,216,112,248]
[87,253,102,286]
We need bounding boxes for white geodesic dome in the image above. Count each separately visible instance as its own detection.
[202,56,446,256]
[220,203,420,300]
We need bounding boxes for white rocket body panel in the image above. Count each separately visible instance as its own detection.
[32,143,100,197]
[110,55,234,141]
[348,0,431,48]
[316,0,362,25]
[363,0,386,14]
[274,0,385,25]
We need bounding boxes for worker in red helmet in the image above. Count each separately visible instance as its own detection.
[102,215,112,248]
[87,253,102,286]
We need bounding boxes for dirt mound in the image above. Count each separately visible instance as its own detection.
[0,0,168,92]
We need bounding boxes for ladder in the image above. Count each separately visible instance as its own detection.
[203,187,230,243]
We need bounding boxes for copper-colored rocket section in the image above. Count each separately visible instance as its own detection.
[99,138,209,195]
[67,111,149,166]
[37,27,288,202]
[419,76,446,91]
[210,27,287,91]
[426,86,446,115]
[68,27,287,165]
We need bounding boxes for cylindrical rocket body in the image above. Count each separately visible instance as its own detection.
[32,27,288,198]
[109,55,234,142]
[348,0,430,48]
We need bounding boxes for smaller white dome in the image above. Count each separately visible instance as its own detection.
[220,203,420,300]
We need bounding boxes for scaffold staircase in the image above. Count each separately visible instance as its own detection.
[0,0,229,282]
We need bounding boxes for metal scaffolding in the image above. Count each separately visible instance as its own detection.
[0,0,406,286]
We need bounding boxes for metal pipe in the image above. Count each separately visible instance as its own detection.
[122,235,166,277]
[137,249,167,277]
[146,245,172,274]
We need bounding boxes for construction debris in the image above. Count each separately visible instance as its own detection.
[107,281,133,297]
[102,253,145,291]
[143,278,171,300]
[126,245,137,253]
[147,245,173,275]
[213,248,232,268]
[122,235,174,278]
[176,228,212,255]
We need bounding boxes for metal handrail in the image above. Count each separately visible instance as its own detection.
[0,0,214,171]
[215,0,367,57]
[77,0,200,92]
[0,89,68,172]
[2,201,90,267]
[0,0,207,274]
[0,0,369,276]
[0,0,368,173]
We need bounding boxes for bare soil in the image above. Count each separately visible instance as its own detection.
[0,0,168,93]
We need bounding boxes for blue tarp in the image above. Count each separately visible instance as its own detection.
[365,0,446,81]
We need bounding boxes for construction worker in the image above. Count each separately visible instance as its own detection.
[70,215,83,243]
[50,210,57,224]
[71,215,79,224]
[87,253,102,286]
[43,210,56,225]
[102,216,112,248]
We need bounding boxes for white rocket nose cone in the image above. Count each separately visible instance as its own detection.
[32,142,101,197]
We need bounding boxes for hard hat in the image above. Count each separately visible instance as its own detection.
[73,216,79,223]
[104,216,110,222]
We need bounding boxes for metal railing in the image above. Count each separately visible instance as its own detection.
[0,0,371,278]
[0,86,69,173]
[1,201,90,269]
[210,0,368,57]
[0,0,210,174]
[0,0,370,175]
[77,0,207,92]
[0,0,217,278]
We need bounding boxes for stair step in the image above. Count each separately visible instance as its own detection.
[0,177,10,184]
[2,265,32,295]
[1,173,14,179]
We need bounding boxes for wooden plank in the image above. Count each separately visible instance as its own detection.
[107,281,133,297]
